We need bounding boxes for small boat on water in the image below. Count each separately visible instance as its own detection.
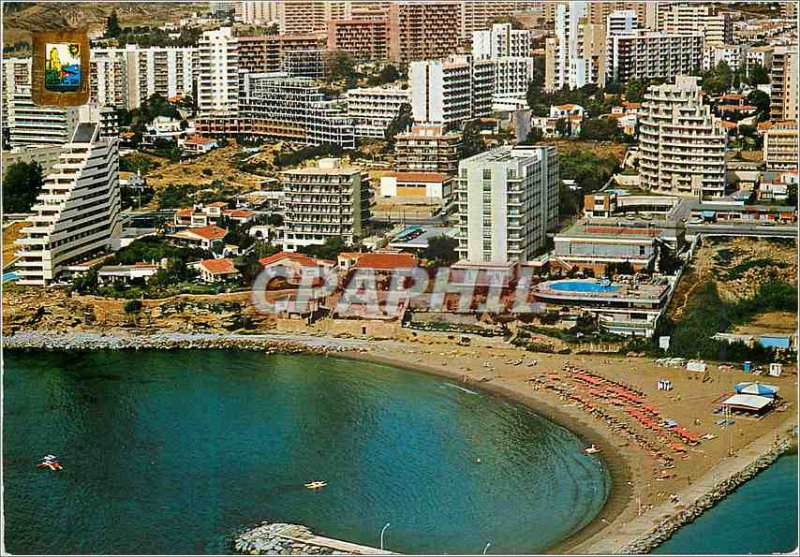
[305,480,327,490]
[37,455,63,471]
[582,444,601,455]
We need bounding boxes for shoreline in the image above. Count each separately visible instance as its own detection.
[4,330,797,554]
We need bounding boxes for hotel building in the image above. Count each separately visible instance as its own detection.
[455,145,559,264]
[638,76,727,198]
[281,158,370,251]
[473,23,535,100]
[279,1,351,35]
[387,2,462,64]
[763,121,799,172]
[607,30,704,83]
[659,3,733,45]
[237,72,355,148]
[15,122,122,286]
[346,85,409,139]
[409,54,495,129]
[395,123,462,175]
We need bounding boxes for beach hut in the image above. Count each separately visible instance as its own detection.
[657,380,673,391]
[721,394,774,414]
[734,382,779,398]
[769,363,783,377]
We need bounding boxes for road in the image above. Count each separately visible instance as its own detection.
[686,223,797,238]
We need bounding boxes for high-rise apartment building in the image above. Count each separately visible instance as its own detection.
[281,157,370,251]
[770,45,799,122]
[197,27,239,115]
[462,2,540,39]
[545,1,606,91]
[237,72,355,148]
[346,85,409,138]
[703,44,749,72]
[763,121,798,172]
[639,76,727,198]
[238,33,326,78]
[132,46,194,106]
[2,57,32,141]
[15,122,122,286]
[659,4,733,45]
[409,55,495,129]
[586,2,658,30]
[235,1,281,24]
[472,23,535,100]
[327,16,389,61]
[395,123,463,175]
[279,1,351,34]
[387,2,462,64]
[456,145,559,264]
[7,87,81,147]
[607,30,703,83]
[90,48,128,109]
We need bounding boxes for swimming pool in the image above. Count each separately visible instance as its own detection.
[548,280,619,293]
[2,272,19,283]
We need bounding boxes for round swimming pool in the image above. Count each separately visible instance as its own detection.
[548,280,619,293]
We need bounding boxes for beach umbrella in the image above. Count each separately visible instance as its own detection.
[734,382,779,397]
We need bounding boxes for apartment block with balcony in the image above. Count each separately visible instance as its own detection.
[659,4,733,45]
[7,87,80,147]
[281,158,370,251]
[346,85,409,139]
[607,31,704,84]
[763,121,799,172]
[14,123,121,286]
[238,72,355,148]
[472,23,535,100]
[395,123,462,175]
[456,145,559,264]
[462,2,540,39]
[545,1,606,91]
[770,46,798,122]
[90,48,128,109]
[387,2,462,64]
[279,1,351,35]
[638,76,727,199]
[197,27,239,116]
[409,54,495,130]
[327,16,389,61]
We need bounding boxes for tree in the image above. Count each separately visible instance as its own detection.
[385,103,412,148]
[105,9,122,38]
[367,64,401,86]
[124,299,143,314]
[624,78,648,103]
[298,236,347,260]
[702,62,733,96]
[422,235,458,266]
[3,161,43,213]
[327,50,356,86]
[267,213,284,227]
[520,127,543,145]
[462,119,485,158]
[580,118,619,141]
[746,63,769,86]
[555,118,571,138]
[747,89,770,120]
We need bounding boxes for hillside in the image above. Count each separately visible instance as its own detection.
[2,2,198,47]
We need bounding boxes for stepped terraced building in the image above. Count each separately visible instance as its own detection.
[15,122,122,286]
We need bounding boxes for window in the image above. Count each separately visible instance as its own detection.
[482,168,492,180]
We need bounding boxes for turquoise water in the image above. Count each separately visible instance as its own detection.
[550,280,619,293]
[4,350,609,555]
[3,271,19,283]
[653,452,799,555]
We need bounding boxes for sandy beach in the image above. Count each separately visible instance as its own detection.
[6,328,797,553]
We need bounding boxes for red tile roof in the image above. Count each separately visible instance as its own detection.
[185,135,215,145]
[186,225,227,241]
[176,208,193,217]
[259,251,322,268]
[200,258,238,275]
[354,252,418,269]
[224,209,255,218]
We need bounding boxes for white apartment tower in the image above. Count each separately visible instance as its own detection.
[545,1,606,91]
[197,27,239,115]
[281,158,370,251]
[659,4,733,45]
[472,23,535,100]
[15,122,122,286]
[607,30,704,83]
[409,54,495,129]
[639,76,727,199]
[456,146,559,264]
[346,85,410,139]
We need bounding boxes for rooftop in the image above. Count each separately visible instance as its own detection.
[200,258,238,275]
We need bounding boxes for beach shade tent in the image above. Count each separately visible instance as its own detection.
[721,394,774,414]
[734,382,779,398]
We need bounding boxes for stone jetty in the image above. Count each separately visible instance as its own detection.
[233,522,396,555]
[4,331,369,354]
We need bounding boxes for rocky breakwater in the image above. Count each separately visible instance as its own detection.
[234,523,339,555]
[4,331,369,354]
[620,435,797,554]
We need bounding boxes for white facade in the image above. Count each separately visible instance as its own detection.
[90,48,128,109]
[346,85,410,138]
[236,1,281,24]
[472,23,532,60]
[659,4,733,45]
[456,146,560,264]
[281,158,370,251]
[639,76,727,199]
[545,1,605,90]
[15,122,122,285]
[703,44,749,72]
[197,27,239,115]
[409,54,495,129]
[7,87,81,147]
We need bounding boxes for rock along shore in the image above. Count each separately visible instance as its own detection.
[618,434,797,554]
[234,523,340,555]
[3,331,369,354]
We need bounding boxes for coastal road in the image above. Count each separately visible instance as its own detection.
[686,223,797,238]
